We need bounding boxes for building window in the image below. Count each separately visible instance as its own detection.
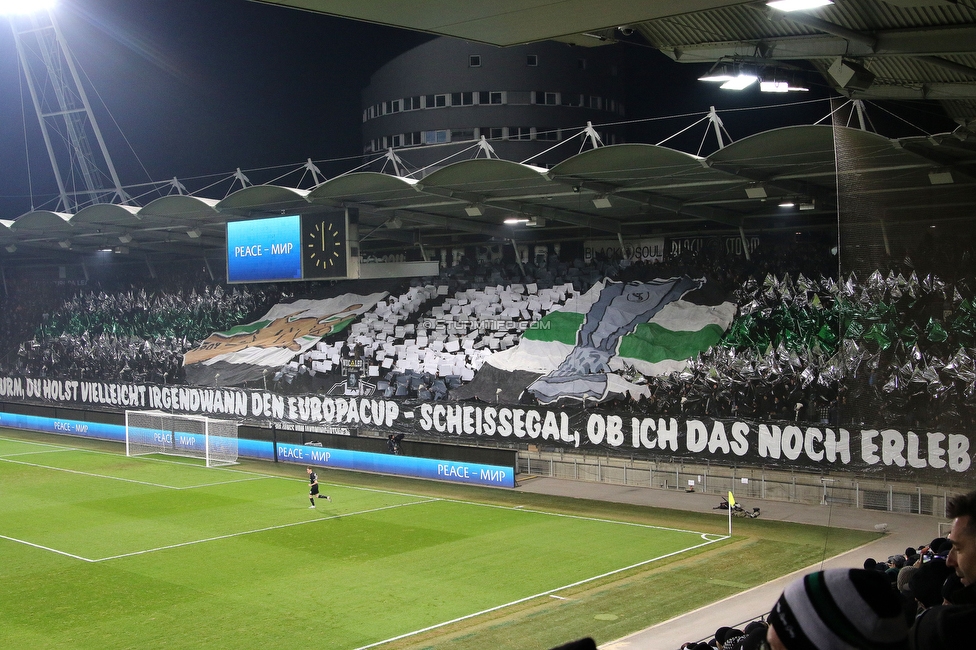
[483,127,504,139]
[508,127,532,141]
[404,132,423,146]
[588,95,602,110]
[469,54,481,68]
[426,94,448,108]
[391,134,402,147]
[452,92,474,106]
[423,130,449,144]
[527,54,538,66]
[536,91,558,105]
[452,128,475,141]
[390,99,401,113]
[405,96,422,111]
[480,91,503,105]
[562,94,581,107]
[537,127,559,141]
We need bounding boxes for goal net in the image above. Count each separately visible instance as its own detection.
[125,410,238,467]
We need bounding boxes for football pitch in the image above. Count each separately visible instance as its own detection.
[0,430,878,649]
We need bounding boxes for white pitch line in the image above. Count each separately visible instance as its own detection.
[91,498,441,562]
[0,455,273,491]
[0,447,79,458]
[0,534,95,563]
[351,534,728,650]
[0,456,186,489]
[421,494,718,537]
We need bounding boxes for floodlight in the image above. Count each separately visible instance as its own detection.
[464,205,483,217]
[928,171,954,185]
[186,228,202,238]
[761,80,789,93]
[58,239,71,249]
[592,196,612,209]
[699,63,735,82]
[778,201,795,208]
[745,186,767,199]
[767,0,833,11]
[118,232,132,243]
[504,217,529,225]
[0,0,57,16]
[720,74,758,90]
[4,244,16,253]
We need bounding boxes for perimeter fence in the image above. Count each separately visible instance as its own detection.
[518,448,954,517]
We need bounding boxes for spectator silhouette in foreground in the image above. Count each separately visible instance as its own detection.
[763,568,908,650]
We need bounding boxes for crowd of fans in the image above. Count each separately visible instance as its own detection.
[673,489,976,650]
[4,281,282,383]
[3,234,976,435]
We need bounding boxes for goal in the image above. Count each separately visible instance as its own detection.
[125,410,238,467]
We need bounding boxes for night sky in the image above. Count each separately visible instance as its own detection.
[0,0,958,219]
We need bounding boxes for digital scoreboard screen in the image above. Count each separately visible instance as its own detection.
[226,214,349,283]
[226,215,303,283]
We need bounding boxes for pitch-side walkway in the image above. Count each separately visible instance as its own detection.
[515,476,943,650]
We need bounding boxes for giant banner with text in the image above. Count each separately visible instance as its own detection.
[0,374,971,480]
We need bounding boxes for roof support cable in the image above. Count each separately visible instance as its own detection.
[657,113,710,147]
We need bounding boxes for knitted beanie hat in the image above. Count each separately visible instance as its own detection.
[768,569,909,650]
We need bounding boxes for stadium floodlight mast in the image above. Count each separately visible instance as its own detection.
[6,0,130,213]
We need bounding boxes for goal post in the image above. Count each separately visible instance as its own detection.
[125,410,238,467]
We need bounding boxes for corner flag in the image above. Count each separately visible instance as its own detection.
[727,491,735,537]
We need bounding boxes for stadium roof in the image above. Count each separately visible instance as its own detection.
[2,124,974,264]
[257,0,976,125]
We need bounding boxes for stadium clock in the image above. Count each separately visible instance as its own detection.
[302,214,348,278]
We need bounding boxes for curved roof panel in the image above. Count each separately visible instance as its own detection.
[11,210,74,232]
[418,159,553,200]
[217,186,311,215]
[140,195,221,219]
[71,203,142,227]
[308,172,420,208]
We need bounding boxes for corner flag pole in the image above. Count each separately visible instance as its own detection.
[728,490,735,537]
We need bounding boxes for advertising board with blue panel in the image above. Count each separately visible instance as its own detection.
[275,442,514,487]
[0,410,515,488]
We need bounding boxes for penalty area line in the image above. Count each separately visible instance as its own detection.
[351,534,727,650]
[91,498,441,562]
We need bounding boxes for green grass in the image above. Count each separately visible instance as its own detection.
[0,429,878,649]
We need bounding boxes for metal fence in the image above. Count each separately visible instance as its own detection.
[518,449,954,517]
